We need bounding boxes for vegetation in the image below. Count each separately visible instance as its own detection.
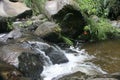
[76,0,109,17]
[1,0,119,44]
[84,18,120,41]
[24,0,46,15]
[76,0,120,41]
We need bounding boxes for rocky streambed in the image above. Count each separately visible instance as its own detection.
[0,12,120,80]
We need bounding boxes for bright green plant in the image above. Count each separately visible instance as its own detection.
[85,18,120,41]
[61,36,73,45]
[76,0,109,17]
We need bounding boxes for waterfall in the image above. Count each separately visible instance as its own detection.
[41,45,107,80]
[0,36,107,80]
[27,41,53,66]
[23,41,106,80]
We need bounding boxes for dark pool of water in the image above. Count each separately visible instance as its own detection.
[82,39,120,73]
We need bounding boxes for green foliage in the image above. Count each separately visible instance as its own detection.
[86,18,120,41]
[24,0,46,15]
[76,0,109,17]
[61,36,73,45]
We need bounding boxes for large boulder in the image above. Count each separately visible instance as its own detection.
[44,0,79,19]
[0,0,31,17]
[45,45,69,64]
[44,0,87,39]
[53,5,87,38]
[34,21,60,37]
[0,42,44,79]
[18,52,43,80]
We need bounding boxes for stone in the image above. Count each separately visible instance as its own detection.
[34,21,60,37]
[0,43,30,67]
[0,0,31,17]
[58,71,120,80]
[45,45,69,64]
[18,52,43,80]
[0,60,22,80]
[44,0,79,19]
[53,5,86,38]
[111,20,120,28]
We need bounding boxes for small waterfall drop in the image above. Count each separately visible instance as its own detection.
[41,45,107,80]
[0,35,107,80]
[0,33,7,42]
[27,41,53,66]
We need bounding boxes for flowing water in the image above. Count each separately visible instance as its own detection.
[25,40,106,80]
[41,46,106,80]
[82,39,120,74]
[1,34,115,80]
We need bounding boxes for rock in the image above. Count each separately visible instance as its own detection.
[34,21,60,37]
[0,43,31,67]
[44,0,87,39]
[0,42,44,79]
[45,45,69,64]
[0,0,31,17]
[0,60,22,80]
[44,0,79,19]
[107,0,120,20]
[5,27,22,40]
[18,52,43,80]
[90,15,99,22]
[57,71,87,80]
[110,20,120,28]
[58,71,120,80]
[54,6,86,38]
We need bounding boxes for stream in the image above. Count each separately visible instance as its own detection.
[82,39,120,74]
[0,33,120,80]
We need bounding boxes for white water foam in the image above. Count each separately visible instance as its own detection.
[0,34,7,42]
[41,46,107,80]
[0,34,6,38]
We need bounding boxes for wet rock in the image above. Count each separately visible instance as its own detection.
[5,27,22,40]
[58,71,120,80]
[110,20,120,28]
[0,60,23,80]
[45,46,69,64]
[0,41,45,79]
[0,43,31,67]
[34,21,60,37]
[18,52,43,80]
